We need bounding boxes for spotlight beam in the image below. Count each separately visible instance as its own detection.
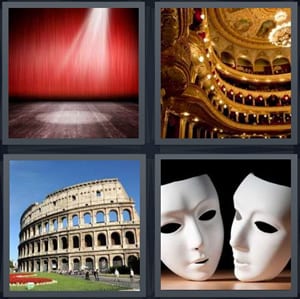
[60,8,110,77]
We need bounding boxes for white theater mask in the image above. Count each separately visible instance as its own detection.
[230,173,291,282]
[161,175,224,281]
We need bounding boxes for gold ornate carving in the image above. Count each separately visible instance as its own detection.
[161,8,179,51]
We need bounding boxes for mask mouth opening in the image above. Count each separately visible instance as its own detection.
[234,259,249,266]
[195,258,209,264]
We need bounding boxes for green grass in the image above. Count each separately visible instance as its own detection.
[10,272,126,292]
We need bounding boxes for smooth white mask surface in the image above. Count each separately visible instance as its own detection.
[230,173,291,281]
[161,175,224,281]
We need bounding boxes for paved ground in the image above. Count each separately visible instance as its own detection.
[75,273,140,290]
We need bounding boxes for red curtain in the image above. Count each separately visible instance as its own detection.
[9,8,138,99]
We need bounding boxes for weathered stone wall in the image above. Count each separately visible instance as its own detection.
[18,178,140,273]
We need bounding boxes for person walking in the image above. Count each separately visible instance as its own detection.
[130,268,134,282]
[114,269,120,282]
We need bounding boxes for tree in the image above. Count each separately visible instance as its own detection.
[9,260,14,268]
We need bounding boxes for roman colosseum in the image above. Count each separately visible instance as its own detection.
[17,178,140,273]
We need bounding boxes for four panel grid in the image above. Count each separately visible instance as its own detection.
[1,1,299,299]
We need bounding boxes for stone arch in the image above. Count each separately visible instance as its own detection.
[111,232,121,245]
[97,233,106,246]
[37,241,40,252]
[96,211,105,223]
[113,256,123,268]
[53,219,58,231]
[30,260,34,272]
[45,222,49,233]
[84,212,92,224]
[61,258,68,271]
[122,209,131,221]
[85,234,93,247]
[99,257,108,272]
[51,259,58,271]
[73,258,80,271]
[73,235,80,248]
[128,255,138,268]
[61,236,68,249]
[38,224,42,235]
[52,238,58,250]
[36,260,40,271]
[43,259,48,272]
[44,240,49,252]
[72,214,79,227]
[85,257,93,270]
[109,210,118,222]
[61,216,68,229]
[125,231,135,244]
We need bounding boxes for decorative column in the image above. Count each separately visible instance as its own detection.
[188,121,196,138]
[179,114,189,138]
[161,107,169,139]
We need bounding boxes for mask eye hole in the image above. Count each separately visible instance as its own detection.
[199,210,216,221]
[235,210,242,220]
[255,221,278,233]
[161,223,181,234]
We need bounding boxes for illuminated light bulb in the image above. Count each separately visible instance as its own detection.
[274,11,287,23]
[199,56,204,63]
[207,74,212,79]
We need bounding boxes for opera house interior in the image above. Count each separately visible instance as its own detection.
[160,8,292,139]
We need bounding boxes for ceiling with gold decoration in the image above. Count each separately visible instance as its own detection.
[216,8,290,43]
[208,8,291,61]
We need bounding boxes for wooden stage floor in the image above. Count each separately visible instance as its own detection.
[9,101,138,139]
[161,270,291,290]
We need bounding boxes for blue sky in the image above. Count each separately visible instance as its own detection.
[9,159,141,262]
